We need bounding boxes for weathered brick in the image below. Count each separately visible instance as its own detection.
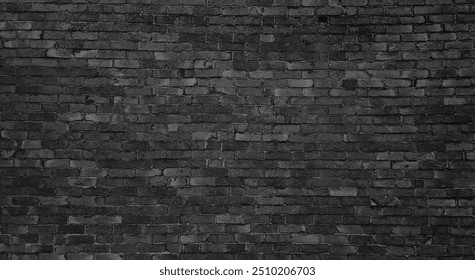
[289,79,314,88]
[189,177,215,186]
[191,132,215,140]
[68,178,97,187]
[216,214,244,224]
[235,133,261,141]
[46,49,72,58]
[163,168,191,177]
[66,235,95,244]
[292,234,323,244]
[329,188,358,197]
[302,0,328,6]
[44,159,70,168]
[68,216,122,224]
[274,88,301,96]
[1,0,473,260]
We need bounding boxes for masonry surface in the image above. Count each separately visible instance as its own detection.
[1,0,475,260]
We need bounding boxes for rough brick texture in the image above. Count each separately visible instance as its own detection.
[1,0,475,260]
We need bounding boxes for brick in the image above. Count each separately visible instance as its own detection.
[85,114,110,122]
[180,235,207,243]
[68,216,122,224]
[342,0,367,5]
[163,168,190,177]
[273,125,300,134]
[260,34,275,43]
[336,225,364,234]
[44,159,70,168]
[386,25,413,33]
[1,0,474,260]
[292,234,323,244]
[46,49,72,58]
[289,79,313,88]
[189,177,215,186]
[342,79,358,89]
[303,0,328,6]
[66,235,95,244]
[185,87,208,95]
[262,134,288,142]
[274,88,301,96]
[216,214,244,224]
[235,133,261,141]
[191,132,215,140]
[329,188,357,197]
[114,60,139,68]
[138,42,164,51]
[171,79,197,86]
[289,8,314,16]
[68,178,97,187]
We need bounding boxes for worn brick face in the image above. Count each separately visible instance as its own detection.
[0,0,474,260]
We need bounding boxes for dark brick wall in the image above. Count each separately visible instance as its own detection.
[1,0,475,260]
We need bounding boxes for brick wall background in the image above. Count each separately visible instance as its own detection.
[1,0,475,260]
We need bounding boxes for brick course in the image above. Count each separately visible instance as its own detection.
[1,0,475,260]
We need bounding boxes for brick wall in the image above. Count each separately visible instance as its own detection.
[1,0,474,259]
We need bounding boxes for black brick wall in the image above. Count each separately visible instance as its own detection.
[1,0,475,260]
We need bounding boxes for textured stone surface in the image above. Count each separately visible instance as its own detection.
[1,0,475,260]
